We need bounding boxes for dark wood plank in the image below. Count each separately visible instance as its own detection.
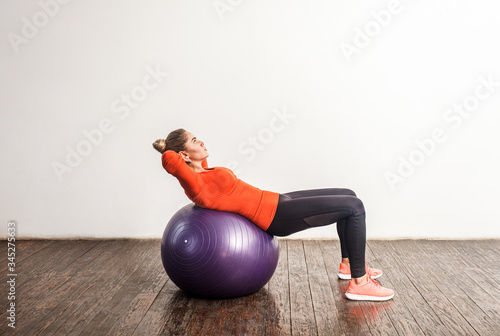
[44,240,156,336]
[160,294,218,335]
[0,239,57,273]
[411,240,500,335]
[453,268,500,332]
[445,240,500,279]
[14,240,101,278]
[210,286,270,335]
[0,271,72,323]
[0,239,103,331]
[266,240,292,335]
[1,239,101,295]
[372,241,453,335]
[12,240,146,334]
[287,240,317,336]
[302,240,341,336]
[0,240,119,335]
[319,240,372,335]
[0,275,74,335]
[54,240,162,336]
[55,239,132,278]
[458,240,500,265]
[359,242,401,336]
[2,239,499,336]
[153,266,276,335]
[172,287,270,335]
[365,241,425,336]
[390,240,480,336]
[155,289,199,335]
[462,266,500,326]
[103,242,168,335]
[131,280,186,336]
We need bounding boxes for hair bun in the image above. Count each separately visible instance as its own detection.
[153,128,187,155]
[152,139,167,154]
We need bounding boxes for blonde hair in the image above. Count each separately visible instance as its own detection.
[152,128,188,154]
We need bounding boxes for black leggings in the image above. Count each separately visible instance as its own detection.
[266,188,367,278]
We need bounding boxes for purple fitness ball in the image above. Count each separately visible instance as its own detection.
[161,203,279,299]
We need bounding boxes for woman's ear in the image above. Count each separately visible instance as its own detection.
[179,151,190,162]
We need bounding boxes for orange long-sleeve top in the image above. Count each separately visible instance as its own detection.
[162,150,280,231]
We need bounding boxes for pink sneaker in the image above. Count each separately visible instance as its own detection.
[345,277,394,301]
[338,261,382,280]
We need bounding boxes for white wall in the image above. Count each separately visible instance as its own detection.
[1,0,499,239]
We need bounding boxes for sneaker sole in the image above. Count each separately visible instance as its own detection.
[337,272,383,280]
[337,273,351,280]
[345,292,394,301]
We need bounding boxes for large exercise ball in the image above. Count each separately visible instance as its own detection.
[161,203,279,299]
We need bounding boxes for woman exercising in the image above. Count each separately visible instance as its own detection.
[153,128,394,301]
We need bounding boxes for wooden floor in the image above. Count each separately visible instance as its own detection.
[1,239,499,336]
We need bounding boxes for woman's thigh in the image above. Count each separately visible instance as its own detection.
[283,188,356,199]
[275,194,363,221]
[266,193,365,236]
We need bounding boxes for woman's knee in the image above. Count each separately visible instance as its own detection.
[344,188,356,197]
[348,196,365,214]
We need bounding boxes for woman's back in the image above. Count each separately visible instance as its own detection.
[162,150,279,230]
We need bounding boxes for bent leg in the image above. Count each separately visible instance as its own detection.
[282,188,355,259]
[267,193,367,278]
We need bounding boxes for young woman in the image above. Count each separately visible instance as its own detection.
[153,128,394,301]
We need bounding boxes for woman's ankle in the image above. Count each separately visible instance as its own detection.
[352,273,368,285]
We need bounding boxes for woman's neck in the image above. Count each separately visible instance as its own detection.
[189,162,206,173]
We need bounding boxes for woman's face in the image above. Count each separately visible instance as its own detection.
[182,131,209,162]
